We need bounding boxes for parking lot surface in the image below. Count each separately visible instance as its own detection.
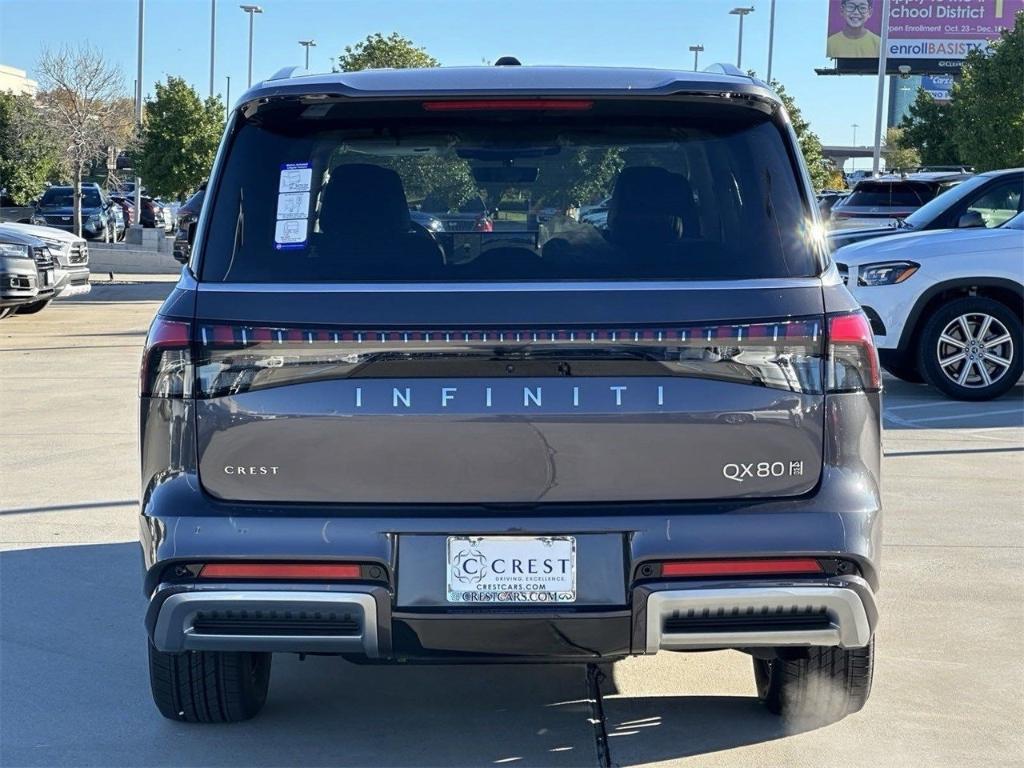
[1,281,1022,767]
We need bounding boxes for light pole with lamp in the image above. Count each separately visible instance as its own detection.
[239,4,263,87]
[766,0,777,83]
[729,6,755,69]
[299,39,317,71]
[209,0,216,98]
[851,123,859,173]
[132,0,145,237]
[688,44,704,71]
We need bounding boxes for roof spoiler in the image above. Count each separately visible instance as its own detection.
[703,63,746,77]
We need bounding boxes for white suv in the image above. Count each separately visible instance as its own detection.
[835,212,1023,400]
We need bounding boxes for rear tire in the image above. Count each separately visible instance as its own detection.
[753,639,874,726]
[148,643,272,723]
[917,297,1022,401]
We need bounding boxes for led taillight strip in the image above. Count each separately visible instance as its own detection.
[195,320,822,348]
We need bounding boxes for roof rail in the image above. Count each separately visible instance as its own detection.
[268,65,303,82]
[703,63,746,77]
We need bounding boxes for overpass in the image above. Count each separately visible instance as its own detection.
[823,145,890,171]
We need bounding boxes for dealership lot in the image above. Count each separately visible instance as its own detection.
[1,281,1021,767]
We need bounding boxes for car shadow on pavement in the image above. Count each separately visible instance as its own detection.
[64,282,177,303]
[882,378,1023,430]
[595,692,809,764]
[0,543,600,768]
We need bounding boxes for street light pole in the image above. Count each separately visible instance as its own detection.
[766,0,777,83]
[729,7,755,69]
[134,0,144,231]
[239,5,263,87]
[688,44,704,72]
[225,75,231,121]
[851,123,859,172]
[299,39,317,71]
[871,0,892,176]
[209,0,216,98]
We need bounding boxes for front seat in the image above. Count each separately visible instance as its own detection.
[319,163,443,277]
[606,166,701,249]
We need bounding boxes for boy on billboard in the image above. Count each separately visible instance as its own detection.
[827,0,882,58]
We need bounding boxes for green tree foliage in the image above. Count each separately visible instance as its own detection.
[885,127,921,172]
[136,77,223,199]
[0,92,60,204]
[951,12,1024,171]
[336,32,439,72]
[897,88,961,166]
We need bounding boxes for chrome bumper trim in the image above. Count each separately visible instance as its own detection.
[645,585,873,652]
[152,591,379,656]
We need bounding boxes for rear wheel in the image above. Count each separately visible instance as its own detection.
[917,297,1022,401]
[148,643,272,723]
[753,639,874,726]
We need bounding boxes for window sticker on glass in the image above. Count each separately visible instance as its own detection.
[275,162,312,250]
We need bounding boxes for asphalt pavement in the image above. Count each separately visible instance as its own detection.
[1,280,1021,767]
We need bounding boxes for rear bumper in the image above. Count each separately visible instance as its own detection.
[146,577,875,660]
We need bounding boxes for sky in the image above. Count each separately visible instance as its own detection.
[0,0,882,147]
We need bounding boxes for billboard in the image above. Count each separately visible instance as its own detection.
[826,0,1023,74]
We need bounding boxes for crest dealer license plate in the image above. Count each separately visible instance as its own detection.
[446,536,576,604]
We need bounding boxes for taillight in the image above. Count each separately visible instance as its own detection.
[198,563,363,580]
[474,216,493,232]
[659,558,824,578]
[140,317,192,398]
[827,312,881,393]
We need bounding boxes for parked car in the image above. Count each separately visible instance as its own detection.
[829,168,1024,251]
[829,173,969,231]
[0,227,56,319]
[109,200,126,241]
[816,190,850,223]
[111,194,163,229]
[31,184,116,241]
[108,195,135,228]
[0,190,36,223]
[140,64,881,727]
[1,222,90,309]
[409,209,445,233]
[834,211,1023,399]
[420,194,493,232]
[171,188,202,263]
[578,195,611,222]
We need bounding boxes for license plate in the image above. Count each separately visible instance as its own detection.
[446,536,576,604]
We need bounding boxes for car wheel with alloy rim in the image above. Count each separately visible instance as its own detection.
[917,297,1022,401]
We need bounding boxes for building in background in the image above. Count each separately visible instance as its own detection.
[0,64,38,97]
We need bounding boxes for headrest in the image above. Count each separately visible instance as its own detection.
[607,166,699,246]
[320,163,411,237]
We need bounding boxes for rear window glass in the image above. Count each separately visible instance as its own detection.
[199,99,818,282]
[844,182,933,208]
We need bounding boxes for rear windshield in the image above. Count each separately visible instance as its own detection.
[844,181,934,208]
[40,188,102,208]
[199,99,818,282]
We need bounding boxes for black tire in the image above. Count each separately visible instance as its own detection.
[148,643,272,723]
[917,296,1023,401]
[753,639,874,726]
[15,299,51,315]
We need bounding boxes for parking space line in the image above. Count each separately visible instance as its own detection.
[895,408,1023,424]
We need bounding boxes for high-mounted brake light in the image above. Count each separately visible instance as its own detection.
[659,558,824,578]
[198,563,362,580]
[140,317,192,398]
[827,312,881,393]
[422,99,594,112]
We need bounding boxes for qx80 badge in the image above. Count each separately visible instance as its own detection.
[722,461,805,483]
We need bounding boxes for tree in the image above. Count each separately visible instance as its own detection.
[0,92,60,204]
[897,88,961,166]
[336,32,438,72]
[136,77,224,200]
[951,11,1024,171]
[36,44,133,236]
[885,127,921,173]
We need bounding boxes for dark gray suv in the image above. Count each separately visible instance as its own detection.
[139,64,882,726]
